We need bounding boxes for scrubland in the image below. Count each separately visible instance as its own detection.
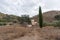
[0,25,60,40]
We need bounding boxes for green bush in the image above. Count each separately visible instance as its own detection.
[43,22,56,26]
[3,15,17,22]
[0,22,6,26]
[43,22,47,26]
[54,15,60,20]
[54,21,60,27]
[43,21,60,27]
[0,19,7,22]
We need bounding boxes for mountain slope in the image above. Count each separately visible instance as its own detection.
[33,10,60,22]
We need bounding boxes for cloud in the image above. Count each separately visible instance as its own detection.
[0,0,60,17]
[42,0,60,11]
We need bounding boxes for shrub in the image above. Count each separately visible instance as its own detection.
[43,22,53,26]
[0,19,7,22]
[3,15,17,22]
[18,15,31,24]
[13,21,17,23]
[43,22,47,26]
[54,15,60,20]
[43,21,56,27]
[45,21,60,27]
[54,21,60,27]
[0,22,6,26]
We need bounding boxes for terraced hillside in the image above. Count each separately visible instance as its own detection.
[0,12,21,25]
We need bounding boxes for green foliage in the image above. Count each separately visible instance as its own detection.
[18,15,31,24]
[43,22,48,26]
[0,22,6,26]
[43,22,52,26]
[55,15,60,20]
[0,12,32,26]
[43,21,60,27]
[0,19,7,22]
[0,12,23,26]
[39,7,43,28]
[54,21,60,27]
[3,15,14,22]
[2,15,18,22]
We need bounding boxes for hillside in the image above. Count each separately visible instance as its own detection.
[0,12,21,25]
[0,11,60,40]
[33,10,60,22]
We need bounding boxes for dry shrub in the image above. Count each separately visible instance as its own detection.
[0,26,60,40]
[0,26,32,40]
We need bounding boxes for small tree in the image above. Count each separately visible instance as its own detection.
[39,7,43,28]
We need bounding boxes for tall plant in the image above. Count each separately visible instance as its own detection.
[39,7,43,28]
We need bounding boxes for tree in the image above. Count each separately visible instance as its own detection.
[55,15,60,20]
[18,15,31,25]
[39,7,43,28]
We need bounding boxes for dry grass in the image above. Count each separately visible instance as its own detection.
[0,25,32,40]
[0,25,60,40]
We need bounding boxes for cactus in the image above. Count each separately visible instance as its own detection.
[39,7,43,28]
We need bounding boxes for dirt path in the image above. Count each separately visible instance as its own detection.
[13,27,60,40]
[13,29,39,40]
[13,28,43,40]
[14,36,36,40]
[13,33,42,40]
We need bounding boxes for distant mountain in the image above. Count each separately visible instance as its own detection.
[33,10,60,22]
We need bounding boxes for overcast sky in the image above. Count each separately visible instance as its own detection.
[0,0,60,17]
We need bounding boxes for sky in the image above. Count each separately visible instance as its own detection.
[0,0,60,17]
